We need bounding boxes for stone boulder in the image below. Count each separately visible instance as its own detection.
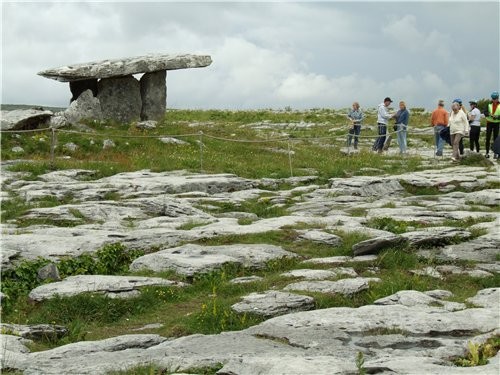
[64,89,102,125]
[28,275,186,301]
[281,268,357,280]
[130,244,297,276]
[1,108,53,130]
[374,290,466,311]
[231,290,315,317]
[297,230,342,246]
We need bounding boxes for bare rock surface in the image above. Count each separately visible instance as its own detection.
[130,244,297,276]
[281,268,357,280]
[6,288,500,375]
[0,323,67,340]
[38,53,212,82]
[231,290,315,317]
[28,275,186,301]
[374,290,466,311]
[352,235,406,256]
[401,226,472,247]
[297,230,342,246]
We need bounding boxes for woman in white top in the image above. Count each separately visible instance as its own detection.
[449,101,470,162]
[468,100,482,152]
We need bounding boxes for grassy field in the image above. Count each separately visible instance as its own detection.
[1,108,498,373]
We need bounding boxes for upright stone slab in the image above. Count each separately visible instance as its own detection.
[65,89,103,125]
[97,76,141,123]
[140,71,166,121]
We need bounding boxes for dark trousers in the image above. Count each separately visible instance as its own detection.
[469,126,481,152]
[348,125,361,148]
[485,122,499,154]
[373,123,387,151]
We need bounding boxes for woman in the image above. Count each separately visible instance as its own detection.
[393,101,410,154]
[347,102,364,150]
[468,100,481,153]
[449,100,469,162]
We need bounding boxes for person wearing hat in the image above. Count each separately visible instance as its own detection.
[468,100,482,153]
[449,100,469,162]
[485,91,500,158]
[373,97,393,153]
[430,99,449,156]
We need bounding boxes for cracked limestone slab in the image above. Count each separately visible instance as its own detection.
[283,277,381,295]
[231,290,315,317]
[281,268,357,280]
[28,275,186,301]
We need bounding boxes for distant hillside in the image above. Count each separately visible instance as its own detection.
[1,104,66,112]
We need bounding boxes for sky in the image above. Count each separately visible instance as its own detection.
[1,1,499,110]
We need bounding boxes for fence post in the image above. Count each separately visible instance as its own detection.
[287,139,293,177]
[50,128,56,168]
[198,131,204,173]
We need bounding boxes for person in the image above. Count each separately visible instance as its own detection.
[468,100,482,153]
[485,91,500,159]
[393,101,410,154]
[346,102,364,149]
[373,97,393,153]
[430,99,449,156]
[453,98,466,155]
[449,100,469,162]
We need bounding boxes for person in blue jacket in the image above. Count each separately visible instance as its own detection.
[393,101,410,154]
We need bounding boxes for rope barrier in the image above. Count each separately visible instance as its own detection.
[1,128,49,134]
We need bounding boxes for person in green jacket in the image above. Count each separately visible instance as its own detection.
[485,91,500,159]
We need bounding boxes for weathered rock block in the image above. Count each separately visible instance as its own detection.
[97,76,141,123]
[140,71,166,121]
[65,89,102,125]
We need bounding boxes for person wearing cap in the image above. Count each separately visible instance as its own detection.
[449,100,469,162]
[393,101,410,154]
[373,97,393,153]
[468,100,482,153]
[485,91,500,158]
[430,99,449,156]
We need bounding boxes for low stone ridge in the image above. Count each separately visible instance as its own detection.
[0,323,67,340]
[130,244,297,276]
[231,290,315,317]
[38,54,213,82]
[281,268,357,280]
[352,235,407,256]
[28,275,186,301]
[284,277,381,295]
[374,290,466,311]
[11,288,499,374]
[1,108,53,130]
[401,226,472,247]
[229,276,263,284]
[297,230,342,246]
[303,255,378,265]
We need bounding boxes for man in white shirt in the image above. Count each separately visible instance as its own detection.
[468,100,482,153]
[372,97,393,153]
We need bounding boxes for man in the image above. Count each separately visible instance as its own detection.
[430,99,449,156]
[373,97,392,153]
[485,91,500,159]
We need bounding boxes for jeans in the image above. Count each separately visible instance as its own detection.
[469,125,481,152]
[485,122,499,154]
[373,123,387,151]
[451,133,463,159]
[434,125,445,153]
[396,124,407,153]
[348,124,361,148]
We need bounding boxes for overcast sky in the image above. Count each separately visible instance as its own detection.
[1,1,499,110]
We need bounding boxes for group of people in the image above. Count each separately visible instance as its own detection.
[431,92,500,161]
[346,91,500,161]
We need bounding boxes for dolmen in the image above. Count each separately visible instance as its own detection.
[38,53,212,123]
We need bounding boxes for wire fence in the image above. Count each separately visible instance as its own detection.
[1,123,439,177]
